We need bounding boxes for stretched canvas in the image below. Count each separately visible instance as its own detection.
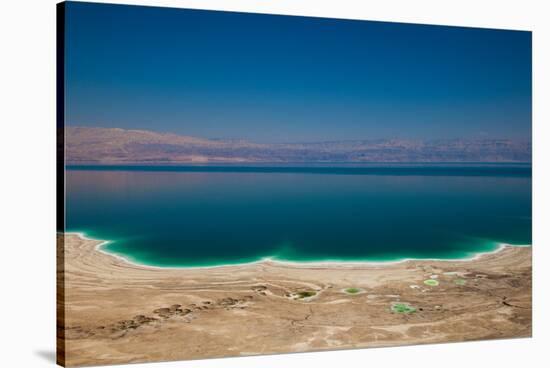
[57,1,532,366]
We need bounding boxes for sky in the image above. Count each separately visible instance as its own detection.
[64,2,532,143]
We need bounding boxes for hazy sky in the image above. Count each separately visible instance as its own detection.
[65,2,532,143]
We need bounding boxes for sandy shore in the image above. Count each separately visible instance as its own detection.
[58,233,532,367]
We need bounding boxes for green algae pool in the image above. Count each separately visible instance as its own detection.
[424,279,440,286]
[391,303,417,314]
[344,288,363,294]
[454,279,467,285]
[296,291,316,299]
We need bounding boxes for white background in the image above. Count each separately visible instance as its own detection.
[0,0,548,367]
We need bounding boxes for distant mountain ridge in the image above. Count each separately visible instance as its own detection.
[65,127,532,164]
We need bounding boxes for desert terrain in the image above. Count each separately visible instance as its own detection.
[57,233,531,366]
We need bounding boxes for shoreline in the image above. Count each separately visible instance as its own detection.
[60,231,532,366]
[64,231,531,271]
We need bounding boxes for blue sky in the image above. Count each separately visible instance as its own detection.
[64,2,532,143]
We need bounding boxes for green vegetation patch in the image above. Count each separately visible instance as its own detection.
[391,303,417,314]
[423,279,439,286]
[344,287,362,294]
[454,278,466,285]
[296,291,317,299]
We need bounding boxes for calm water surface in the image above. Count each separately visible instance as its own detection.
[65,164,532,267]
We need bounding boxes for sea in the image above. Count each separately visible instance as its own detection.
[65,163,532,267]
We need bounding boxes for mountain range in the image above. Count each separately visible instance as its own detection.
[65,127,531,164]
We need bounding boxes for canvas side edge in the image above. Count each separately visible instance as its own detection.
[56,2,67,367]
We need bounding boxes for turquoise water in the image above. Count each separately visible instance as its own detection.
[65,164,531,267]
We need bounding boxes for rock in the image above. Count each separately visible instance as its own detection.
[153,308,171,314]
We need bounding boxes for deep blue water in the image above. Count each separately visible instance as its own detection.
[65,164,532,267]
